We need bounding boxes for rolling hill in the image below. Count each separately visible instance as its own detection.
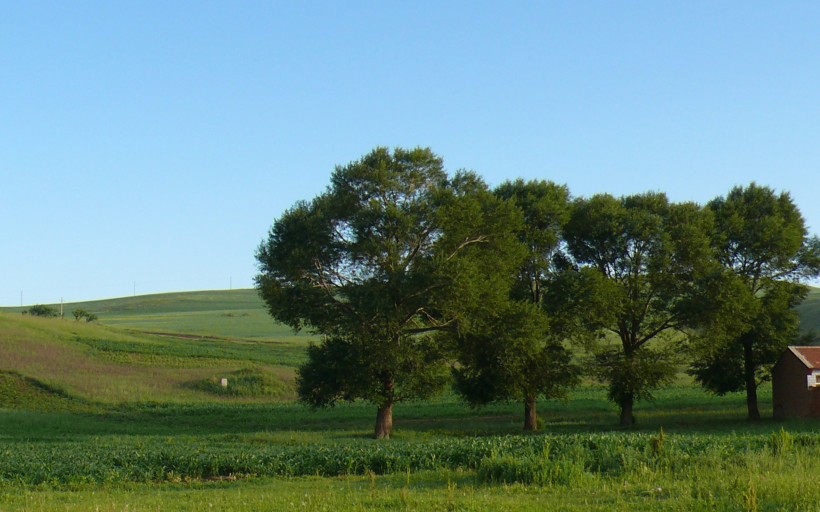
[1,289,309,341]
[0,290,310,408]
[3,286,819,342]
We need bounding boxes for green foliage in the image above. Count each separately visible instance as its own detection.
[72,309,97,322]
[770,427,794,455]
[595,344,677,406]
[297,336,366,406]
[563,192,714,425]
[24,304,58,317]
[2,428,819,488]
[188,368,289,398]
[691,183,820,419]
[690,280,807,394]
[452,301,579,425]
[256,147,523,438]
[477,453,591,487]
[494,179,571,304]
[451,179,580,431]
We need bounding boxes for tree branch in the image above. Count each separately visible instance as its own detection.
[446,235,488,261]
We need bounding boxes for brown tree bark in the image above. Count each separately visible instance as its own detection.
[374,402,394,439]
[523,395,538,431]
[619,394,635,427]
[744,340,761,420]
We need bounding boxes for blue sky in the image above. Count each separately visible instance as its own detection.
[2,1,819,306]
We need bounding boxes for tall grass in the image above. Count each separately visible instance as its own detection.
[3,429,820,512]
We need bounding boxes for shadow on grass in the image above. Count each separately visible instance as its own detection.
[2,383,814,442]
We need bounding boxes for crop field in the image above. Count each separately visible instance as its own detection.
[1,290,820,510]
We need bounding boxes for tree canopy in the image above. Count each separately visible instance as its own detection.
[257,148,819,434]
[452,179,578,431]
[563,192,715,426]
[690,183,820,420]
[255,147,523,438]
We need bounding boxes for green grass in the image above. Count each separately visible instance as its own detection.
[3,394,820,510]
[3,289,820,510]
[0,289,311,341]
[796,287,820,340]
[5,464,820,512]
[0,312,302,403]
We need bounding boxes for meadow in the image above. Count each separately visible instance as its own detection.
[1,289,819,511]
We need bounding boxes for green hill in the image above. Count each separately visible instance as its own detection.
[796,287,820,340]
[1,289,309,341]
[0,305,305,408]
[4,286,819,342]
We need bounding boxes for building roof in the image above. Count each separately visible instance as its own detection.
[786,346,820,369]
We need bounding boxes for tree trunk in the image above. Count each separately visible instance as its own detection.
[523,395,538,431]
[743,340,761,421]
[619,394,635,427]
[374,402,394,439]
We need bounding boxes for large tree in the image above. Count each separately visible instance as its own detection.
[452,179,578,431]
[455,179,578,431]
[255,147,522,439]
[563,192,714,426]
[689,183,820,420]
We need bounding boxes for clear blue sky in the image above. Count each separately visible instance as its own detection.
[2,1,819,306]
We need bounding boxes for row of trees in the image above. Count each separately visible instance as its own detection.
[256,147,820,438]
[21,305,97,322]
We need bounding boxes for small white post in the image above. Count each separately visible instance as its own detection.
[221,378,228,388]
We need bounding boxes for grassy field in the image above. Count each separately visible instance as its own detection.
[2,289,820,510]
[1,289,306,341]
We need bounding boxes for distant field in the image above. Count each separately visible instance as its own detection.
[0,289,312,341]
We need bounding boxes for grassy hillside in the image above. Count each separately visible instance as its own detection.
[796,287,820,340]
[3,286,819,340]
[1,289,309,341]
[0,312,302,406]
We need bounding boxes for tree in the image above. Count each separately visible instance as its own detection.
[25,304,58,317]
[451,179,578,431]
[494,179,573,305]
[72,309,98,322]
[689,183,820,420]
[563,192,714,426]
[453,300,578,431]
[255,147,523,439]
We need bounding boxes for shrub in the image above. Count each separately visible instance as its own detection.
[188,368,290,398]
[72,309,98,322]
[25,305,58,317]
